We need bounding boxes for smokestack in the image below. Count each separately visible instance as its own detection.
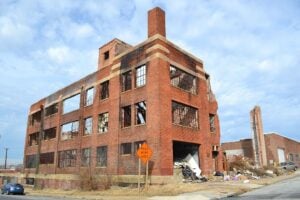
[148,7,166,38]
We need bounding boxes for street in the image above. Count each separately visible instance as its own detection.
[224,175,300,199]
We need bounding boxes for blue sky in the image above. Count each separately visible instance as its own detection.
[0,0,299,164]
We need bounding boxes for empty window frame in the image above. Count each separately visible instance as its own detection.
[96,146,107,167]
[136,65,146,87]
[100,81,109,100]
[121,105,131,128]
[209,114,216,132]
[45,103,58,117]
[29,132,39,146]
[135,101,146,125]
[58,149,77,168]
[85,87,94,106]
[40,152,55,164]
[29,111,41,125]
[104,51,109,60]
[172,101,198,128]
[63,94,80,114]
[25,155,37,168]
[121,71,132,92]
[84,117,93,135]
[43,127,56,140]
[98,112,108,133]
[170,65,197,94]
[121,143,132,155]
[61,121,79,140]
[81,148,91,167]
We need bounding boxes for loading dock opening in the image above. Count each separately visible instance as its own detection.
[173,141,200,166]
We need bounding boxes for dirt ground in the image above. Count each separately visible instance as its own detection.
[25,171,299,200]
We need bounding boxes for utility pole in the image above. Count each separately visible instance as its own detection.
[4,148,8,169]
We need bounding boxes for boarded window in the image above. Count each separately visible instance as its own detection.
[43,127,56,140]
[135,101,146,125]
[98,112,108,133]
[40,152,54,164]
[45,103,58,116]
[25,155,37,168]
[29,132,39,146]
[81,148,91,166]
[121,105,131,128]
[84,117,93,135]
[58,149,77,168]
[136,65,146,87]
[96,146,107,167]
[63,94,80,114]
[172,101,198,128]
[61,121,79,140]
[209,114,215,132]
[170,65,197,94]
[100,81,109,100]
[85,87,94,106]
[121,71,132,91]
[121,143,132,155]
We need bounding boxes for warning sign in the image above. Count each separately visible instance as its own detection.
[137,143,153,164]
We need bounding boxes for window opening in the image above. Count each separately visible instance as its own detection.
[85,87,94,106]
[63,94,80,114]
[209,114,215,132]
[40,152,54,164]
[45,103,58,116]
[84,117,92,135]
[170,65,197,94]
[100,81,109,100]
[121,143,132,155]
[121,71,132,91]
[61,121,79,140]
[43,127,56,140]
[81,148,91,166]
[172,101,198,128]
[58,149,77,168]
[29,132,39,146]
[96,146,107,167]
[135,101,146,125]
[98,112,108,133]
[104,51,109,60]
[121,105,131,128]
[136,65,146,87]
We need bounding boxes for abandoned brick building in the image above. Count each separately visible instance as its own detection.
[24,7,222,188]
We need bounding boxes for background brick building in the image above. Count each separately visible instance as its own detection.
[222,132,300,168]
[23,7,222,188]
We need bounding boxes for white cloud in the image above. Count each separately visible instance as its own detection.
[47,46,72,64]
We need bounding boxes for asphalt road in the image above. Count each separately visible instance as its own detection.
[225,175,300,199]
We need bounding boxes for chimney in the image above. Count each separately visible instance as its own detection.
[148,7,166,38]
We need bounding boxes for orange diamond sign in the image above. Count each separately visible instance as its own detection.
[137,143,153,164]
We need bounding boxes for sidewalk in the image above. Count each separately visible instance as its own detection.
[26,171,300,200]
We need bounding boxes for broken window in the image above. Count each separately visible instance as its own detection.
[209,114,215,132]
[121,105,131,128]
[172,101,198,128]
[136,65,146,87]
[100,81,109,100]
[289,153,294,161]
[58,149,77,168]
[43,127,56,140]
[29,132,39,146]
[29,111,41,126]
[96,146,107,167]
[61,121,79,140]
[134,141,146,153]
[84,117,93,135]
[85,87,94,106]
[121,71,132,92]
[25,154,37,168]
[135,101,146,125]
[170,65,197,94]
[104,51,109,60]
[81,148,91,167]
[45,103,58,117]
[121,143,132,155]
[63,94,80,114]
[40,152,54,164]
[98,112,108,133]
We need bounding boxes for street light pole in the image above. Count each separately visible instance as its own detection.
[4,148,8,169]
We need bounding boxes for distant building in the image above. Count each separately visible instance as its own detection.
[23,7,222,189]
[222,132,300,167]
